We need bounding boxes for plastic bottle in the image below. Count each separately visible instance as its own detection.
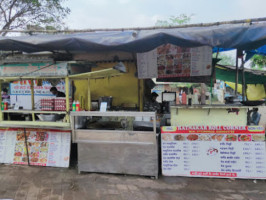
[76,100,80,111]
[72,101,76,111]
[4,102,8,110]
[1,102,4,110]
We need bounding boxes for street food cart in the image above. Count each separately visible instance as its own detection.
[0,62,73,167]
[0,61,123,168]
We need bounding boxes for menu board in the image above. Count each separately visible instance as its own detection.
[161,126,266,179]
[0,128,71,168]
[137,44,212,79]
[137,49,158,79]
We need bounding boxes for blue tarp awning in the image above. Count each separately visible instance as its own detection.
[0,22,266,53]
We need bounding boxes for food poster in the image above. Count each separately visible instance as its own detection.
[0,128,71,168]
[161,126,266,179]
[137,44,212,79]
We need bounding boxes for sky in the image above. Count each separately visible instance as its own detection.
[63,0,266,29]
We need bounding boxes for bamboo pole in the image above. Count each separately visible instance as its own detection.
[87,79,91,111]
[1,17,266,34]
[30,80,35,121]
[65,77,70,123]
[235,50,239,96]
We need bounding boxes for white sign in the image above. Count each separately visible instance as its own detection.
[100,102,107,112]
[137,45,212,79]
[0,128,71,168]
[10,80,65,109]
[161,126,266,179]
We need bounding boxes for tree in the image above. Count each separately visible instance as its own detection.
[155,14,193,27]
[213,53,235,66]
[0,0,70,36]
[250,54,266,69]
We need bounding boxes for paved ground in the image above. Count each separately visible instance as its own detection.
[0,164,266,200]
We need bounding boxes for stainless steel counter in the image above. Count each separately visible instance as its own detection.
[71,111,158,178]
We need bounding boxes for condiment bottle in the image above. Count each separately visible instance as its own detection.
[72,101,76,111]
[76,100,80,111]
[4,102,8,110]
[182,91,187,105]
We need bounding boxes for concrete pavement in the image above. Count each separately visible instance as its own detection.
[0,164,265,200]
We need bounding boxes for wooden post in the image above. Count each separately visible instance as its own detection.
[87,78,91,111]
[30,80,35,121]
[0,81,2,121]
[235,50,239,96]
[65,77,70,122]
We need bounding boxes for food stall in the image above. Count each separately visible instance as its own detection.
[136,41,266,179]
[0,18,265,178]
[0,61,124,168]
[0,62,73,167]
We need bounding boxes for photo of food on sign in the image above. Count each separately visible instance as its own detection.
[174,135,186,141]
[211,135,224,141]
[16,131,29,141]
[238,135,251,142]
[225,134,237,141]
[36,132,48,141]
[157,44,193,78]
[187,134,198,141]
[162,134,173,141]
[252,135,265,141]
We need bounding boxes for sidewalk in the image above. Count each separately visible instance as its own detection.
[0,164,265,200]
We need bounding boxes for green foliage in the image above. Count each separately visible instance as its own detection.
[155,14,193,27]
[0,0,70,36]
[213,53,235,66]
[251,55,266,69]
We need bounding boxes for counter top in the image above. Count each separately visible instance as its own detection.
[171,104,258,109]
[0,121,71,130]
[2,110,67,114]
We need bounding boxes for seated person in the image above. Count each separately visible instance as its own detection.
[50,87,65,97]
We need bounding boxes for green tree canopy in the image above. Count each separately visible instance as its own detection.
[0,0,70,36]
[251,55,266,69]
[155,14,193,27]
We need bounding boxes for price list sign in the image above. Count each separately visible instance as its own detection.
[161,126,266,179]
[0,128,71,168]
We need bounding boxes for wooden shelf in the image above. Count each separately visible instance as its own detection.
[1,110,67,114]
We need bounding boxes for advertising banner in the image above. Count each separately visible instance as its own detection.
[0,128,71,168]
[161,126,266,179]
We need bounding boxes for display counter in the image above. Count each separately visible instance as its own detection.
[71,111,158,178]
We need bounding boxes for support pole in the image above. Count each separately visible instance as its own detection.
[241,55,246,101]
[87,79,91,111]
[235,50,239,96]
[0,81,2,121]
[65,77,70,123]
[30,80,35,121]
